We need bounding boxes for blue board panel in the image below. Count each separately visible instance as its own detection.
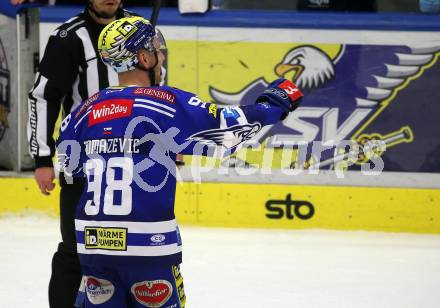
[34,6,440,31]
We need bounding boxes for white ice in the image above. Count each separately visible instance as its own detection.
[1,215,440,308]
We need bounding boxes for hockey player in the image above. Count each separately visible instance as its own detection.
[57,16,303,307]
[26,1,137,307]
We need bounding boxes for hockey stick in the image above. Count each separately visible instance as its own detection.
[150,0,162,26]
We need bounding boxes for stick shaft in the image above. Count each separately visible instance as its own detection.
[150,0,162,26]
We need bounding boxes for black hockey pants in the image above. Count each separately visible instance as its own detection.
[49,174,85,308]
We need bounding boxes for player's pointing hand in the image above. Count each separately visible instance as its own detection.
[257,78,303,120]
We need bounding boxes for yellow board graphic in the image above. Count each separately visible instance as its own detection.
[0,177,60,216]
[167,40,342,168]
[168,41,341,101]
[1,177,439,234]
[168,38,440,174]
[176,182,440,234]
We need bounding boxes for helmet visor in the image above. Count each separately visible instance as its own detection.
[151,28,166,51]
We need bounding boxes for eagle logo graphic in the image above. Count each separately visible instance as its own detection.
[209,43,440,171]
[188,122,262,150]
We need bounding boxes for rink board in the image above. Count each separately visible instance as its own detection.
[0,177,60,215]
[175,182,440,234]
[1,177,439,234]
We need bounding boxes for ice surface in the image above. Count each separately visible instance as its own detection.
[1,215,440,308]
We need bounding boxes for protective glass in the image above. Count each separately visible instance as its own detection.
[155,28,167,50]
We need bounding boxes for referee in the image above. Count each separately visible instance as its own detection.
[27,1,134,307]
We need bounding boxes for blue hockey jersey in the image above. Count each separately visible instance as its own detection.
[56,85,284,267]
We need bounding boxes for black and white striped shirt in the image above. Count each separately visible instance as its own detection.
[27,8,133,168]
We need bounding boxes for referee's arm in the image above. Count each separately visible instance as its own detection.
[28,31,79,167]
[27,31,79,193]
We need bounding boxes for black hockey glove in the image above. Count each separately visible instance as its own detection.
[256,78,303,120]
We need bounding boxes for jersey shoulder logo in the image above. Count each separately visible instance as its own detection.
[188,122,262,149]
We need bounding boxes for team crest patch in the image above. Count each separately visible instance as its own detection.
[131,280,173,307]
[85,276,115,305]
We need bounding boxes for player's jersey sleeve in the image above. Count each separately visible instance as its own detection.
[55,105,84,177]
[170,87,284,155]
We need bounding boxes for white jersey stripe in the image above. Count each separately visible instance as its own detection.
[67,20,85,33]
[133,104,175,118]
[51,19,83,37]
[107,64,119,87]
[219,106,248,130]
[75,219,178,234]
[28,75,50,156]
[235,107,249,125]
[74,111,91,129]
[86,60,99,97]
[76,27,99,97]
[220,110,228,130]
[77,243,182,257]
[135,98,176,112]
[71,74,82,111]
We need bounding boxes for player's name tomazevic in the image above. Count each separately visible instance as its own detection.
[84,138,141,155]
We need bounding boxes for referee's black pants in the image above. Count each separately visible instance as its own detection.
[49,174,85,308]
